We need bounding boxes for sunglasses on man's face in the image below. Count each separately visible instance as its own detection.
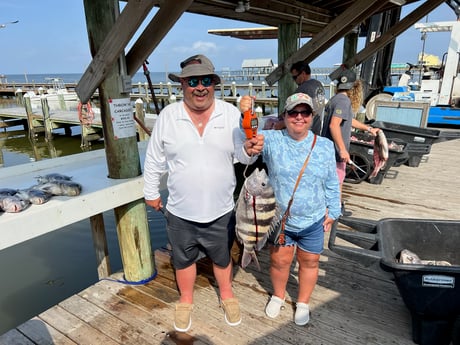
[286,109,312,118]
[186,76,213,88]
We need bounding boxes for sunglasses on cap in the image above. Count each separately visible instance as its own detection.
[185,76,214,87]
[286,109,312,118]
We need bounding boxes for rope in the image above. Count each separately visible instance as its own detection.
[77,101,95,126]
[100,268,158,285]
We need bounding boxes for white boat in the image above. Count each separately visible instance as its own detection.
[25,77,79,111]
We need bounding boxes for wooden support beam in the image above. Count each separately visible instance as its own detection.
[126,0,193,76]
[330,0,446,81]
[24,94,44,138]
[277,23,298,114]
[90,213,111,279]
[265,0,386,86]
[76,0,154,103]
[40,96,53,141]
[82,0,154,283]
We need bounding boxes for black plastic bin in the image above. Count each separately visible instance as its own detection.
[371,121,441,167]
[346,132,408,184]
[329,217,460,345]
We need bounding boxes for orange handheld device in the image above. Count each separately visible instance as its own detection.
[242,100,258,139]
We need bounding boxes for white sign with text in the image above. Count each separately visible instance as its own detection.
[109,98,136,139]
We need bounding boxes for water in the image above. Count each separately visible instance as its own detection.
[2,71,275,87]
[2,72,168,85]
[0,98,168,334]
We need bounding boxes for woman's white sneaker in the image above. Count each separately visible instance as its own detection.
[265,295,285,318]
[294,302,310,326]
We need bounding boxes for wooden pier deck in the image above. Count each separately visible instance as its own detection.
[1,136,459,344]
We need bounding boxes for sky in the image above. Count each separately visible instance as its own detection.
[0,1,457,75]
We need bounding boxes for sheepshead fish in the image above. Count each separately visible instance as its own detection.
[0,195,30,213]
[36,173,72,184]
[399,249,452,266]
[0,188,18,196]
[16,188,53,205]
[235,168,279,270]
[37,180,82,196]
[369,130,389,178]
[399,249,422,264]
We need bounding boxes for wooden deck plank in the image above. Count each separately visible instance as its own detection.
[37,306,120,345]
[16,318,77,345]
[59,295,154,345]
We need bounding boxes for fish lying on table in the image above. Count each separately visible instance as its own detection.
[35,173,73,184]
[399,249,452,266]
[235,168,279,270]
[37,180,82,196]
[15,188,53,205]
[0,195,30,213]
[369,130,389,178]
[0,188,18,196]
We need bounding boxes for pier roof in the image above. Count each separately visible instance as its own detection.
[77,0,453,101]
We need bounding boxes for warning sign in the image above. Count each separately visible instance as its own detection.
[109,98,136,139]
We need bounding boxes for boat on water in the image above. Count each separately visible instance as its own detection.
[21,77,79,111]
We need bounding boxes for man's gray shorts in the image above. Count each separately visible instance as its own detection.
[165,210,236,269]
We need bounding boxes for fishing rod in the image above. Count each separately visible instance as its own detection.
[142,60,161,115]
[133,113,152,136]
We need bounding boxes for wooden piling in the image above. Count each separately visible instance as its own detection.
[90,213,111,279]
[58,93,66,110]
[40,96,53,141]
[278,24,298,111]
[24,94,43,138]
[83,0,154,283]
[15,89,23,105]
[135,98,148,141]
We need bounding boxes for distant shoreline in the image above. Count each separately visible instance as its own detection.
[1,67,339,85]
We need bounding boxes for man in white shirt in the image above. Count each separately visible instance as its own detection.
[143,54,263,332]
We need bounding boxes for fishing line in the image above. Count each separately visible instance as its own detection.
[242,154,254,179]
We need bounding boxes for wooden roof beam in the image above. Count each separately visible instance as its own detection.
[126,0,193,77]
[331,0,446,80]
[265,0,387,85]
[76,0,154,103]
[188,0,333,28]
[207,25,317,40]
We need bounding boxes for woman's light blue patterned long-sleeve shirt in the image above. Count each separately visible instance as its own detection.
[260,129,341,231]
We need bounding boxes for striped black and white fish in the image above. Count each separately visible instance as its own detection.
[235,168,279,270]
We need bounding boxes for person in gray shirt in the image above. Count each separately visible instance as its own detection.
[290,61,326,134]
[291,61,326,117]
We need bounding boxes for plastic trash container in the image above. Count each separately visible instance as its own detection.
[371,121,441,167]
[347,132,407,184]
[329,217,460,345]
